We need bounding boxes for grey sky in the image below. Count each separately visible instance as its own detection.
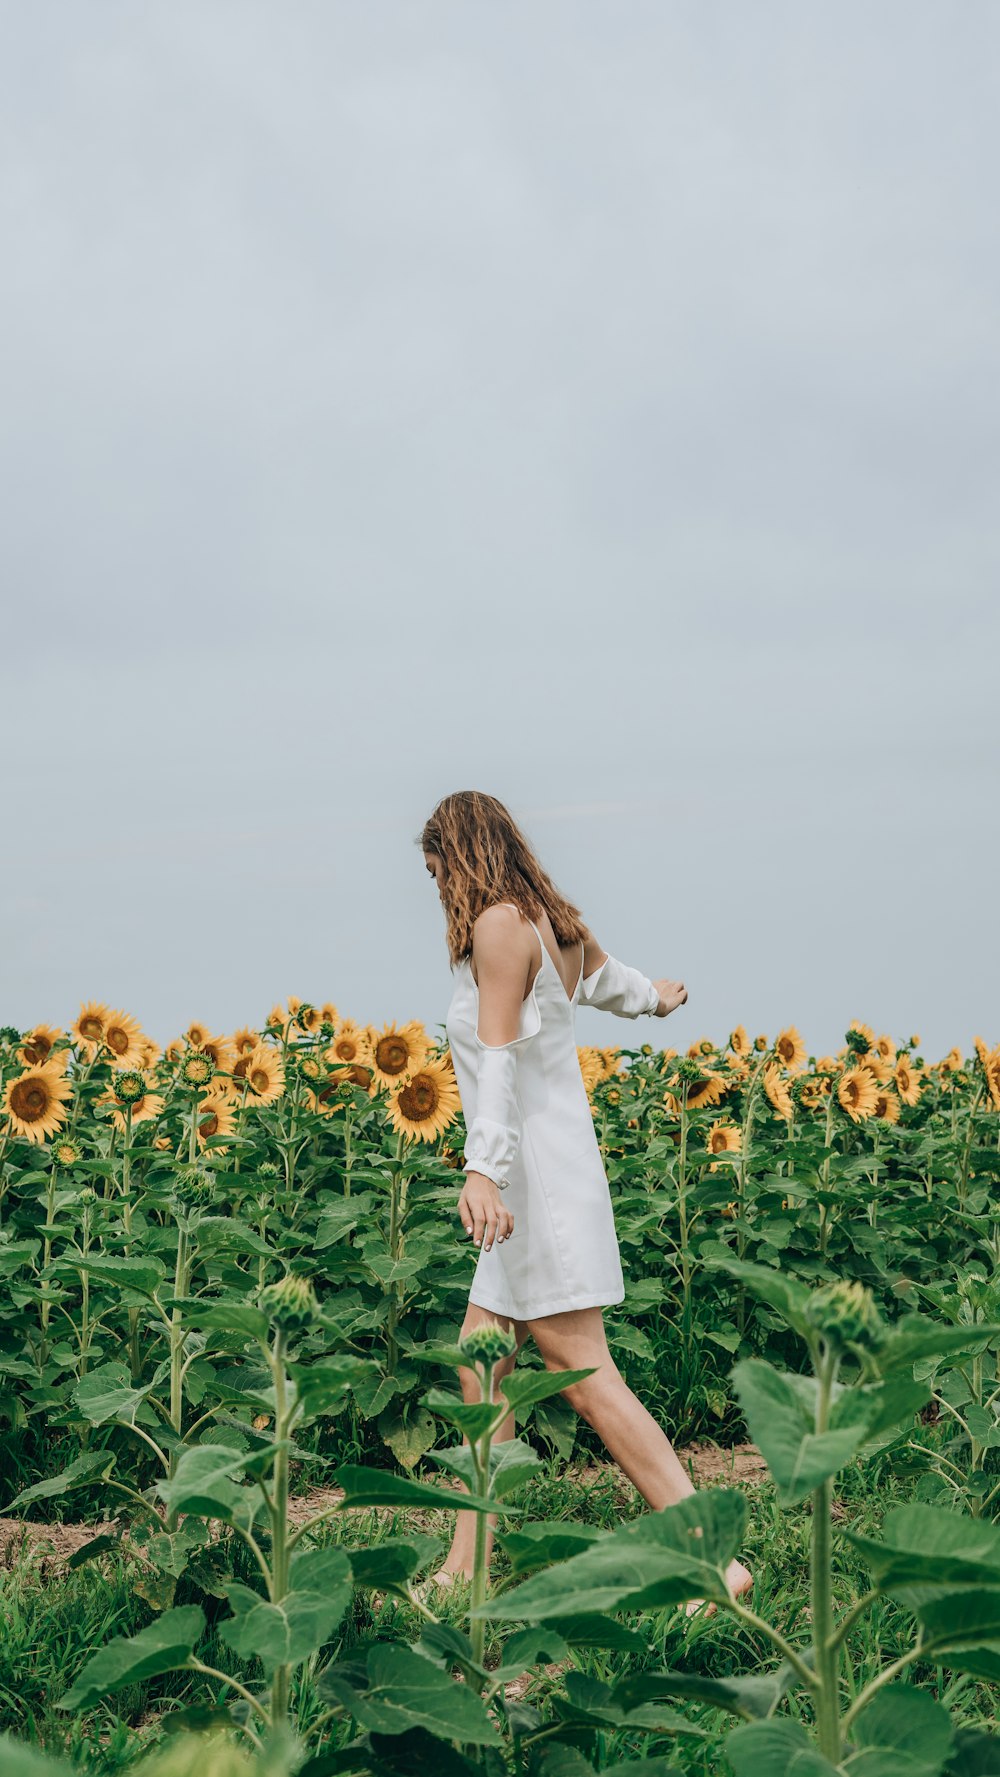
[2,3,997,1061]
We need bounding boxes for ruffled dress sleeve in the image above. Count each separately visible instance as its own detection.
[461,1039,521,1192]
[578,953,660,1019]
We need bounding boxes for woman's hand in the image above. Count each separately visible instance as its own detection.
[457,1172,515,1252]
[652,977,688,1016]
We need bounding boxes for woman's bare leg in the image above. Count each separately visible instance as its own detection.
[433,1303,529,1582]
[526,1305,752,1602]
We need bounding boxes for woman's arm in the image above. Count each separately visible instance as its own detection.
[579,925,687,1019]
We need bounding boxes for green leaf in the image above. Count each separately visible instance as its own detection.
[64,1254,164,1297]
[614,1662,799,1722]
[158,1444,248,1519]
[846,1503,1000,1604]
[703,1257,814,1338]
[348,1536,443,1593]
[477,1490,743,1620]
[497,1367,597,1414]
[846,1685,954,1776]
[9,1450,116,1510]
[495,1520,603,1577]
[292,1355,372,1421]
[423,1387,507,1442]
[331,1463,496,1514]
[732,1359,872,1507]
[162,1298,269,1341]
[875,1319,1000,1377]
[726,1717,840,1776]
[220,1548,352,1673]
[73,1363,153,1427]
[0,1734,71,1776]
[58,1605,205,1711]
[319,1643,501,1744]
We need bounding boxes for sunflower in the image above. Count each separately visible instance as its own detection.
[985,1052,1000,1112]
[577,1048,605,1096]
[872,1088,901,1124]
[265,1003,292,1037]
[72,1001,110,1056]
[322,1062,375,1100]
[369,1022,429,1090]
[728,1024,751,1057]
[140,1038,162,1069]
[763,1064,793,1120]
[3,1063,73,1143]
[774,1027,807,1072]
[796,1074,831,1113]
[98,1076,165,1131]
[185,1023,213,1050]
[197,1094,236,1147]
[153,1134,174,1151]
[753,1034,769,1052]
[894,1056,923,1108]
[320,1002,338,1026]
[326,1020,374,1069]
[236,1044,286,1105]
[706,1122,742,1172]
[871,1034,896,1064]
[294,1004,324,1036]
[103,1010,147,1068]
[838,1066,879,1123]
[847,1020,876,1054]
[198,1034,235,1075]
[385,1057,463,1144]
[165,1039,186,1064]
[687,1070,727,1111]
[861,1050,894,1085]
[19,1024,63,1068]
[231,1027,260,1057]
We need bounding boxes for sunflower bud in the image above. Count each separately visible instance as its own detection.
[673,1057,705,1085]
[258,1161,280,1179]
[180,1051,215,1088]
[171,1165,217,1208]
[52,1138,84,1167]
[258,1272,319,1334]
[459,1320,517,1366]
[845,1028,870,1056]
[803,1280,883,1354]
[111,1069,147,1105]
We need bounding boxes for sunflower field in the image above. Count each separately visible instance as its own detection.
[2,1001,1000,1775]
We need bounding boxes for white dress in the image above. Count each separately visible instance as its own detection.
[444,904,661,1321]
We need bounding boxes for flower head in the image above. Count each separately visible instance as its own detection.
[803,1280,884,1355]
[459,1319,517,1366]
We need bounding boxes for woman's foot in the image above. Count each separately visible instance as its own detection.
[684,1557,753,1619]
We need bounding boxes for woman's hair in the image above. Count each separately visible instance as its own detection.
[418,791,587,968]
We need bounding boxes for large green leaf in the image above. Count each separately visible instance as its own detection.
[73,1363,153,1426]
[58,1606,205,1711]
[732,1360,919,1507]
[422,1388,507,1442]
[497,1367,596,1414]
[847,1504,1000,1605]
[331,1463,497,1514]
[846,1685,954,1777]
[703,1258,813,1338]
[319,1643,501,1745]
[64,1254,164,1297]
[494,1520,603,1577]
[9,1450,116,1510]
[613,1661,800,1722]
[158,1444,249,1519]
[726,1717,840,1776]
[477,1490,742,1621]
[220,1547,351,1673]
[874,1319,1000,1378]
[348,1535,443,1593]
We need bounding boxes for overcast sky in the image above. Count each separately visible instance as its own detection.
[2,3,997,1062]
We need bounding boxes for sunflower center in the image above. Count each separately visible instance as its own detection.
[376,1038,409,1075]
[106,1027,129,1055]
[398,1075,438,1120]
[337,1040,357,1061]
[79,1016,103,1041]
[250,1069,269,1094]
[201,1111,219,1137]
[11,1080,48,1120]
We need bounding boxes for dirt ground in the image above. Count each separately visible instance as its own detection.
[0,1442,767,1570]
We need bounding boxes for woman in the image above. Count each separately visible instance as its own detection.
[420,790,752,1606]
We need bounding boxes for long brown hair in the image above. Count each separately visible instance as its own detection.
[418,791,588,969]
